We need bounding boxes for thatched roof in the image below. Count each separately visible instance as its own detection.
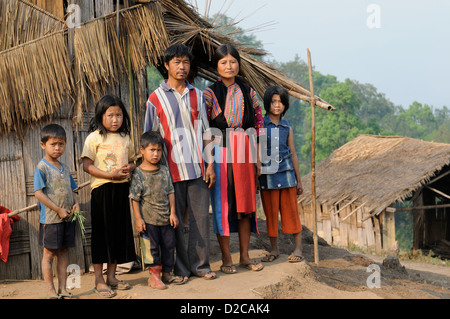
[0,0,334,136]
[299,135,450,215]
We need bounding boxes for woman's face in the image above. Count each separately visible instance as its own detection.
[217,54,239,82]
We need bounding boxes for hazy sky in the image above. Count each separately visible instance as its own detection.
[189,0,450,109]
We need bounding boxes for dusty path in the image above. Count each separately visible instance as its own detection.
[1,220,449,301]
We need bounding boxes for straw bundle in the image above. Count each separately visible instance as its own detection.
[72,3,170,125]
[118,3,170,70]
[74,19,124,106]
[0,32,73,135]
[0,0,64,51]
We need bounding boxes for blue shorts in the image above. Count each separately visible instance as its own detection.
[39,222,76,250]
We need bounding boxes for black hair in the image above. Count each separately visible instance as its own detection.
[40,124,66,144]
[263,85,290,117]
[140,131,164,149]
[164,44,193,64]
[89,94,131,136]
[213,43,241,71]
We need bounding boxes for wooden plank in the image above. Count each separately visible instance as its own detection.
[364,214,375,249]
[76,0,95,22]
[381,210,396,251]
[0,132,31,280]
[95,0,114,18]
[321,205,332,244]
[322,218,332,244]
[349,206,358,247]
[340,220,348,247]
[29,0,65,19]
[413,191,424,250]
[23,123,46,279]
[74,123,94,272]
[373,216,382,253]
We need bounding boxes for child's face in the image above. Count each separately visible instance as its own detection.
[102,105,123,133]
[40,137,66,160]
[269,94,285,117]
[141,143,163,165]
[165,56,190,82]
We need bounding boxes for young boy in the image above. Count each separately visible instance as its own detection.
[130,131,180,289]
[34,124,79,299]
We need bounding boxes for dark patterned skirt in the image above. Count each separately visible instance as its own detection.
[90,182,136,264]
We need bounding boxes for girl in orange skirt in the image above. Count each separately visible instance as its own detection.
[259,86,304,263]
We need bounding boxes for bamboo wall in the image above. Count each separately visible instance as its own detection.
[299,200,396,252]
[0,0,147,281]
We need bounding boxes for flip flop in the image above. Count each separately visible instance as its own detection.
[261,254,279,262]
[201,271,217,280]
[163,274,187,285]
[58,292,73,299]
[93,288,116,298]
[240,261,264,272]
[288,254,305,263]
[220,264,238,274]
[42,295,61,299]
[109,280,131,290]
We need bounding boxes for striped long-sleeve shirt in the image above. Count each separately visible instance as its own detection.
[144,80,210,183]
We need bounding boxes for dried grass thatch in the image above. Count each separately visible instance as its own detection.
[0,0,333,136]
[0,31,73,135]
[299,135,450,215]
[0,0,64,51]
[0,2,170,134]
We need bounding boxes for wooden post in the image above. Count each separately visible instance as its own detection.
[307,49,319,265]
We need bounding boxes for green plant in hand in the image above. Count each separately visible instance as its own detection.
[71,209,87,243]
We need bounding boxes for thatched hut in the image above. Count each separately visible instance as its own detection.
[298,134,450,255]
[0,0,334,280]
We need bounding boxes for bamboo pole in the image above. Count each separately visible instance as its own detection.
[307,48,319,265]
[333,198,358,216]
[7,181,90,217]
[425,185,450,200]
[341,202,367,222]
[394,203,450,212]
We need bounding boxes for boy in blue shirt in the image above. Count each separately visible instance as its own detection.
[34,124,79,299]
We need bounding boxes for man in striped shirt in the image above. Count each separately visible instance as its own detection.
[144,44,216,281]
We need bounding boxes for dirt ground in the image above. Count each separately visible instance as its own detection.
[1,219,449,300]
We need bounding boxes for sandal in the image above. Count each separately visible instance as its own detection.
[202,271,217,280]
[93,288,116,298]
[288,254,305,263]
[108,280,131,290]
[240,261,264,272]
[261,254,279,262]
[220,264,237,274]
[162,273,187,285]
[58,292,73,299]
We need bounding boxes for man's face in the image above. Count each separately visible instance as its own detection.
[165,56,190,81]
